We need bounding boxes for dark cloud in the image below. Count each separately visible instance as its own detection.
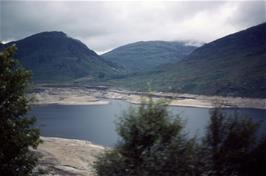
[0,1,265,53]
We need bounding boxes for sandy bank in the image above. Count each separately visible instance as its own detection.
[31,87,266,109]
[32,87,109,105]
[34,137,105,176]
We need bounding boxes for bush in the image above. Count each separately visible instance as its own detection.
[202,108,266,176]
[94,99,266,176]
[0,45,41,175]
[94,98,199,176]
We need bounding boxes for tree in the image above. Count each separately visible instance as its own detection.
[94,98,199,176]
[245,137,266,176]
[0,44,41,175]
[202,108,266,176]
[94,99,266,176]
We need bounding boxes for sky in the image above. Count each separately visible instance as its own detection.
[0,0,265,54]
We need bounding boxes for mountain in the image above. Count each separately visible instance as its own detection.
[112,23,266,98]
[0,31,122,82]
[102,41,197,73]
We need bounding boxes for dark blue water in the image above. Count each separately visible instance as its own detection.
[31,100,266,147]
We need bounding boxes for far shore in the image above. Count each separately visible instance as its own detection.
[31,86,266,110]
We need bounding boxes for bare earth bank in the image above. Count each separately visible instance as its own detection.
[31,87,266,109]
[33,137,105,176]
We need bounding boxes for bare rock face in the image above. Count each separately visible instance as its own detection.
[33,137,105,176]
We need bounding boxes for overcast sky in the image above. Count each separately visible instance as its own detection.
[0,0,265,53]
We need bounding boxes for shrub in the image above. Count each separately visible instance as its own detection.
[94,98,199,176]
[0,45,41,175]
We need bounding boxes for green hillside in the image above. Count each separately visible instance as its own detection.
[102,41,196,73]
[110,23,266,98]
[0,31,123,82]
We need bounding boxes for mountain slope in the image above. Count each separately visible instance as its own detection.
[112,23,266,98]
[102,41,197,73]
[0,31,122,82]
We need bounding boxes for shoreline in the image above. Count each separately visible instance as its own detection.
[33,100,109,106]
[31,87,266,110]
[35,136,105,176]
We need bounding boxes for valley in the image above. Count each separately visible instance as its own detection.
[2,23,265,99]
[1,2,266,176]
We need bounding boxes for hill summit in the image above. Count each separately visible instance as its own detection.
[112,23,266,98]
[102,41,197,73]
[1,31,121,82]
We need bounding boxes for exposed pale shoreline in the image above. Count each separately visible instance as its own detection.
[31,87,266,109]
[34,136,105,176]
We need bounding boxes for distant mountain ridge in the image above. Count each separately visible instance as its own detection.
[111,23,266,98]
[102,41,197,73]
[0,31,122,82]
[188,23,266,60]
[1,23,265,98]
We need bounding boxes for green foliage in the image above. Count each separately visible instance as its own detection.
[94,100,266,176]
[201,108,266,176]
[0,45,41,175]
[94,98,199,176]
